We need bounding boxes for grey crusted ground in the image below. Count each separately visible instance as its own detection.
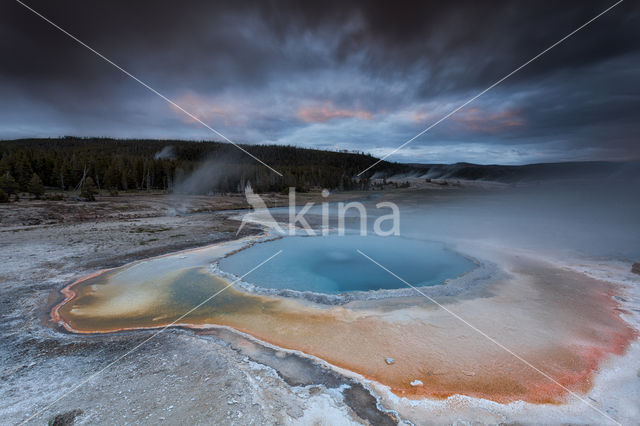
[0,194,393,425]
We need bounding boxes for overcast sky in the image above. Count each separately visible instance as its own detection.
[1,0,638,164]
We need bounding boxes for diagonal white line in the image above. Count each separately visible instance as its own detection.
[15,0,283,177]
[357,0,624,176]
[356,249,621,425]
[21,249,283,425]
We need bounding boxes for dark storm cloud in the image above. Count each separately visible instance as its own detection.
[1,0,639,163]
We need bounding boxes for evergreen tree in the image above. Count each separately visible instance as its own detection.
[103,165,120,190]
[81,176,98,201]
[27,173,44,198]
[0,173,19,198]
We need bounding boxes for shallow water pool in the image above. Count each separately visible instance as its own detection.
[219,235,475,294]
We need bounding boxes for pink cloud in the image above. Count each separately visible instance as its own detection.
[453,107,525,134]
[411,109,437,124]
[297,102,375,123]
[171,92,236,126]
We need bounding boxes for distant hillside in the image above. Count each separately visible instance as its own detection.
[2,138,635,196]
[401,161,639,183]
[0,137,408,194]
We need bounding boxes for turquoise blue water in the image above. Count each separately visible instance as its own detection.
[218,235,475,294]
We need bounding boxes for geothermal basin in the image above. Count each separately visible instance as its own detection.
[218,235,476,293]
[52,232,636,406]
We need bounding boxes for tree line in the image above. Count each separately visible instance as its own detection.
[0,137,410,200]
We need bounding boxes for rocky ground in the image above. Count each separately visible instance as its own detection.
[0,193,396,425]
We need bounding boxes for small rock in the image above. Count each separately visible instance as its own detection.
[462,370,476,376]
[48,410,83,426]
[385,357,395,365]
[632,262,640,275]
[410,380,423,387]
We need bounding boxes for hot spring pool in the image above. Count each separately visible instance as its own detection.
[218,235,475,294]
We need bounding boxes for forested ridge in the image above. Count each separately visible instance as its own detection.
[0,137,409,196]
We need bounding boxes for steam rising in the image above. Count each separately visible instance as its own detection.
[154,145,176,160]
[397,166,640,260]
